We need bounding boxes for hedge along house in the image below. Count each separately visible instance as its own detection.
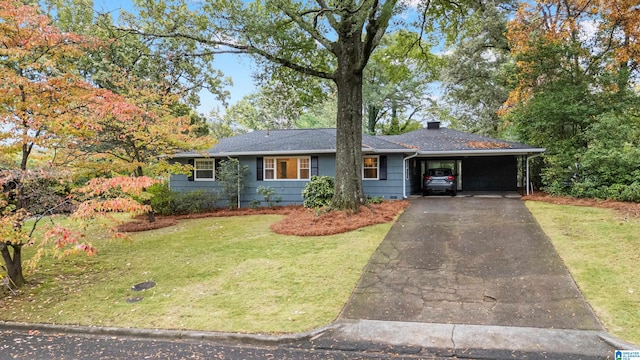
[169,123,545,207]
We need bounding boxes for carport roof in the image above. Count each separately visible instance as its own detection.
[173,127,545,157]
[381,127,545,156]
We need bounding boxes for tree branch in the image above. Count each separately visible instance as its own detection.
[278,3,334,51]
[121,28,334,80]
[360,0,398,70]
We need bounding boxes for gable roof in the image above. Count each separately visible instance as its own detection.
[174,127,544,158]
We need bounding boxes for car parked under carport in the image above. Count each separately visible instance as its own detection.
[381,122,544,196]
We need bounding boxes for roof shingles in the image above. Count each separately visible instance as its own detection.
[175,127,543,157]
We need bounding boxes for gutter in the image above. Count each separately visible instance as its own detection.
[402,152,419,199]
[172,148,410,158]
[416,148,546,157]
[526,153,544,195]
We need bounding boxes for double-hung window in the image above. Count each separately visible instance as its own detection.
[264,157,310,180]
[363,155,379,180]
[194,159,215,180]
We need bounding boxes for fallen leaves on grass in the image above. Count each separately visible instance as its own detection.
[271,201,410,236]
[523,192,640,218]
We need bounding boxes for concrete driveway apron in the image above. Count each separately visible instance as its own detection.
[341,197,602,330]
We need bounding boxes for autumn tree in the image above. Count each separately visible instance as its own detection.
[0,0,105,287]
[124,0,473,211]
[504,0,640,196]
[0,0,204,287]
[39,3,219,180]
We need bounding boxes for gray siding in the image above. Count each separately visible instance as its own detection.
[170,153,408,207]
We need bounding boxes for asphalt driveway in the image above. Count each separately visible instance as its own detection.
[340,197,602,330]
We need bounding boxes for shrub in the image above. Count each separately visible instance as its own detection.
[148,183,173,215]
[367,196,385,204]
[148,183,220,215]
[173,190,220,214]
[256,186,281,207]
[606,183,640,203]
[302,176,334,208]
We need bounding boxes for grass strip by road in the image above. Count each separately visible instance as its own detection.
[1,214,391,334]
[526,201,640,345]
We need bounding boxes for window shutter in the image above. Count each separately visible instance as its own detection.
[214,158,222,180]
[256,157,263,181]
[311,156,319,176]
[187,159,195,181]
[379,155,387,180]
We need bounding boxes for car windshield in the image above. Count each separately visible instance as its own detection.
[428,169,453,176]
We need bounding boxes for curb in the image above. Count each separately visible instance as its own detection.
[598,332,640,351]
[0,320,338,348]
[3,319,637,358]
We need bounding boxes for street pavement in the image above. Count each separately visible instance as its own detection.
[1,196,638,359]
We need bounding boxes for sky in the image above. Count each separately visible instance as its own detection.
[94,0,258,116]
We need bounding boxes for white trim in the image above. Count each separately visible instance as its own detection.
[263,156,311,181]
[194,159,215,181]
[402,152,419,198]
[363,155,380,180]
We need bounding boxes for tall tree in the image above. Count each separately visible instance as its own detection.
[125,0,471,211]
[363,30,440,135]
[439,0,515,137]
[503,0,640,193]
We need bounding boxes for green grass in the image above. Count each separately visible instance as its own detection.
[526,201,640,344]
[2,215,391,334]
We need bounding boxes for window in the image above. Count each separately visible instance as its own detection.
[363,156,379,180]
[194,159,215,180]
[299,157,310,179]
[264,157,311,180]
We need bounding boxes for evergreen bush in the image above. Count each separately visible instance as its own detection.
[302,176,334,208]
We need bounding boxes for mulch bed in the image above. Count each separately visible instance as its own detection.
[522,192,640,218]
[117,193,639,234]
[116,201,410,235]
[270,201,410,236]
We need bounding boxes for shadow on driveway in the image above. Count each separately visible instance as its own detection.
[341,197,602,330]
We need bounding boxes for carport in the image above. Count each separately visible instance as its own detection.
[382,122,545,196]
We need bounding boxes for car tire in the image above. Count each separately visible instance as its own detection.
[450,190,457,197]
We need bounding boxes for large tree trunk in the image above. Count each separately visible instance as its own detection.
[1,243,26,288]
[331,34,366,212]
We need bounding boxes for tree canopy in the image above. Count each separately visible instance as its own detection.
[123,0,472,210]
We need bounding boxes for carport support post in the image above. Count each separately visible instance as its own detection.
[526,153,542,195]
[403,152,419,198]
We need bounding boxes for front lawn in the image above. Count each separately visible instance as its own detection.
[526,201,640,345]
[1,214,392,334]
